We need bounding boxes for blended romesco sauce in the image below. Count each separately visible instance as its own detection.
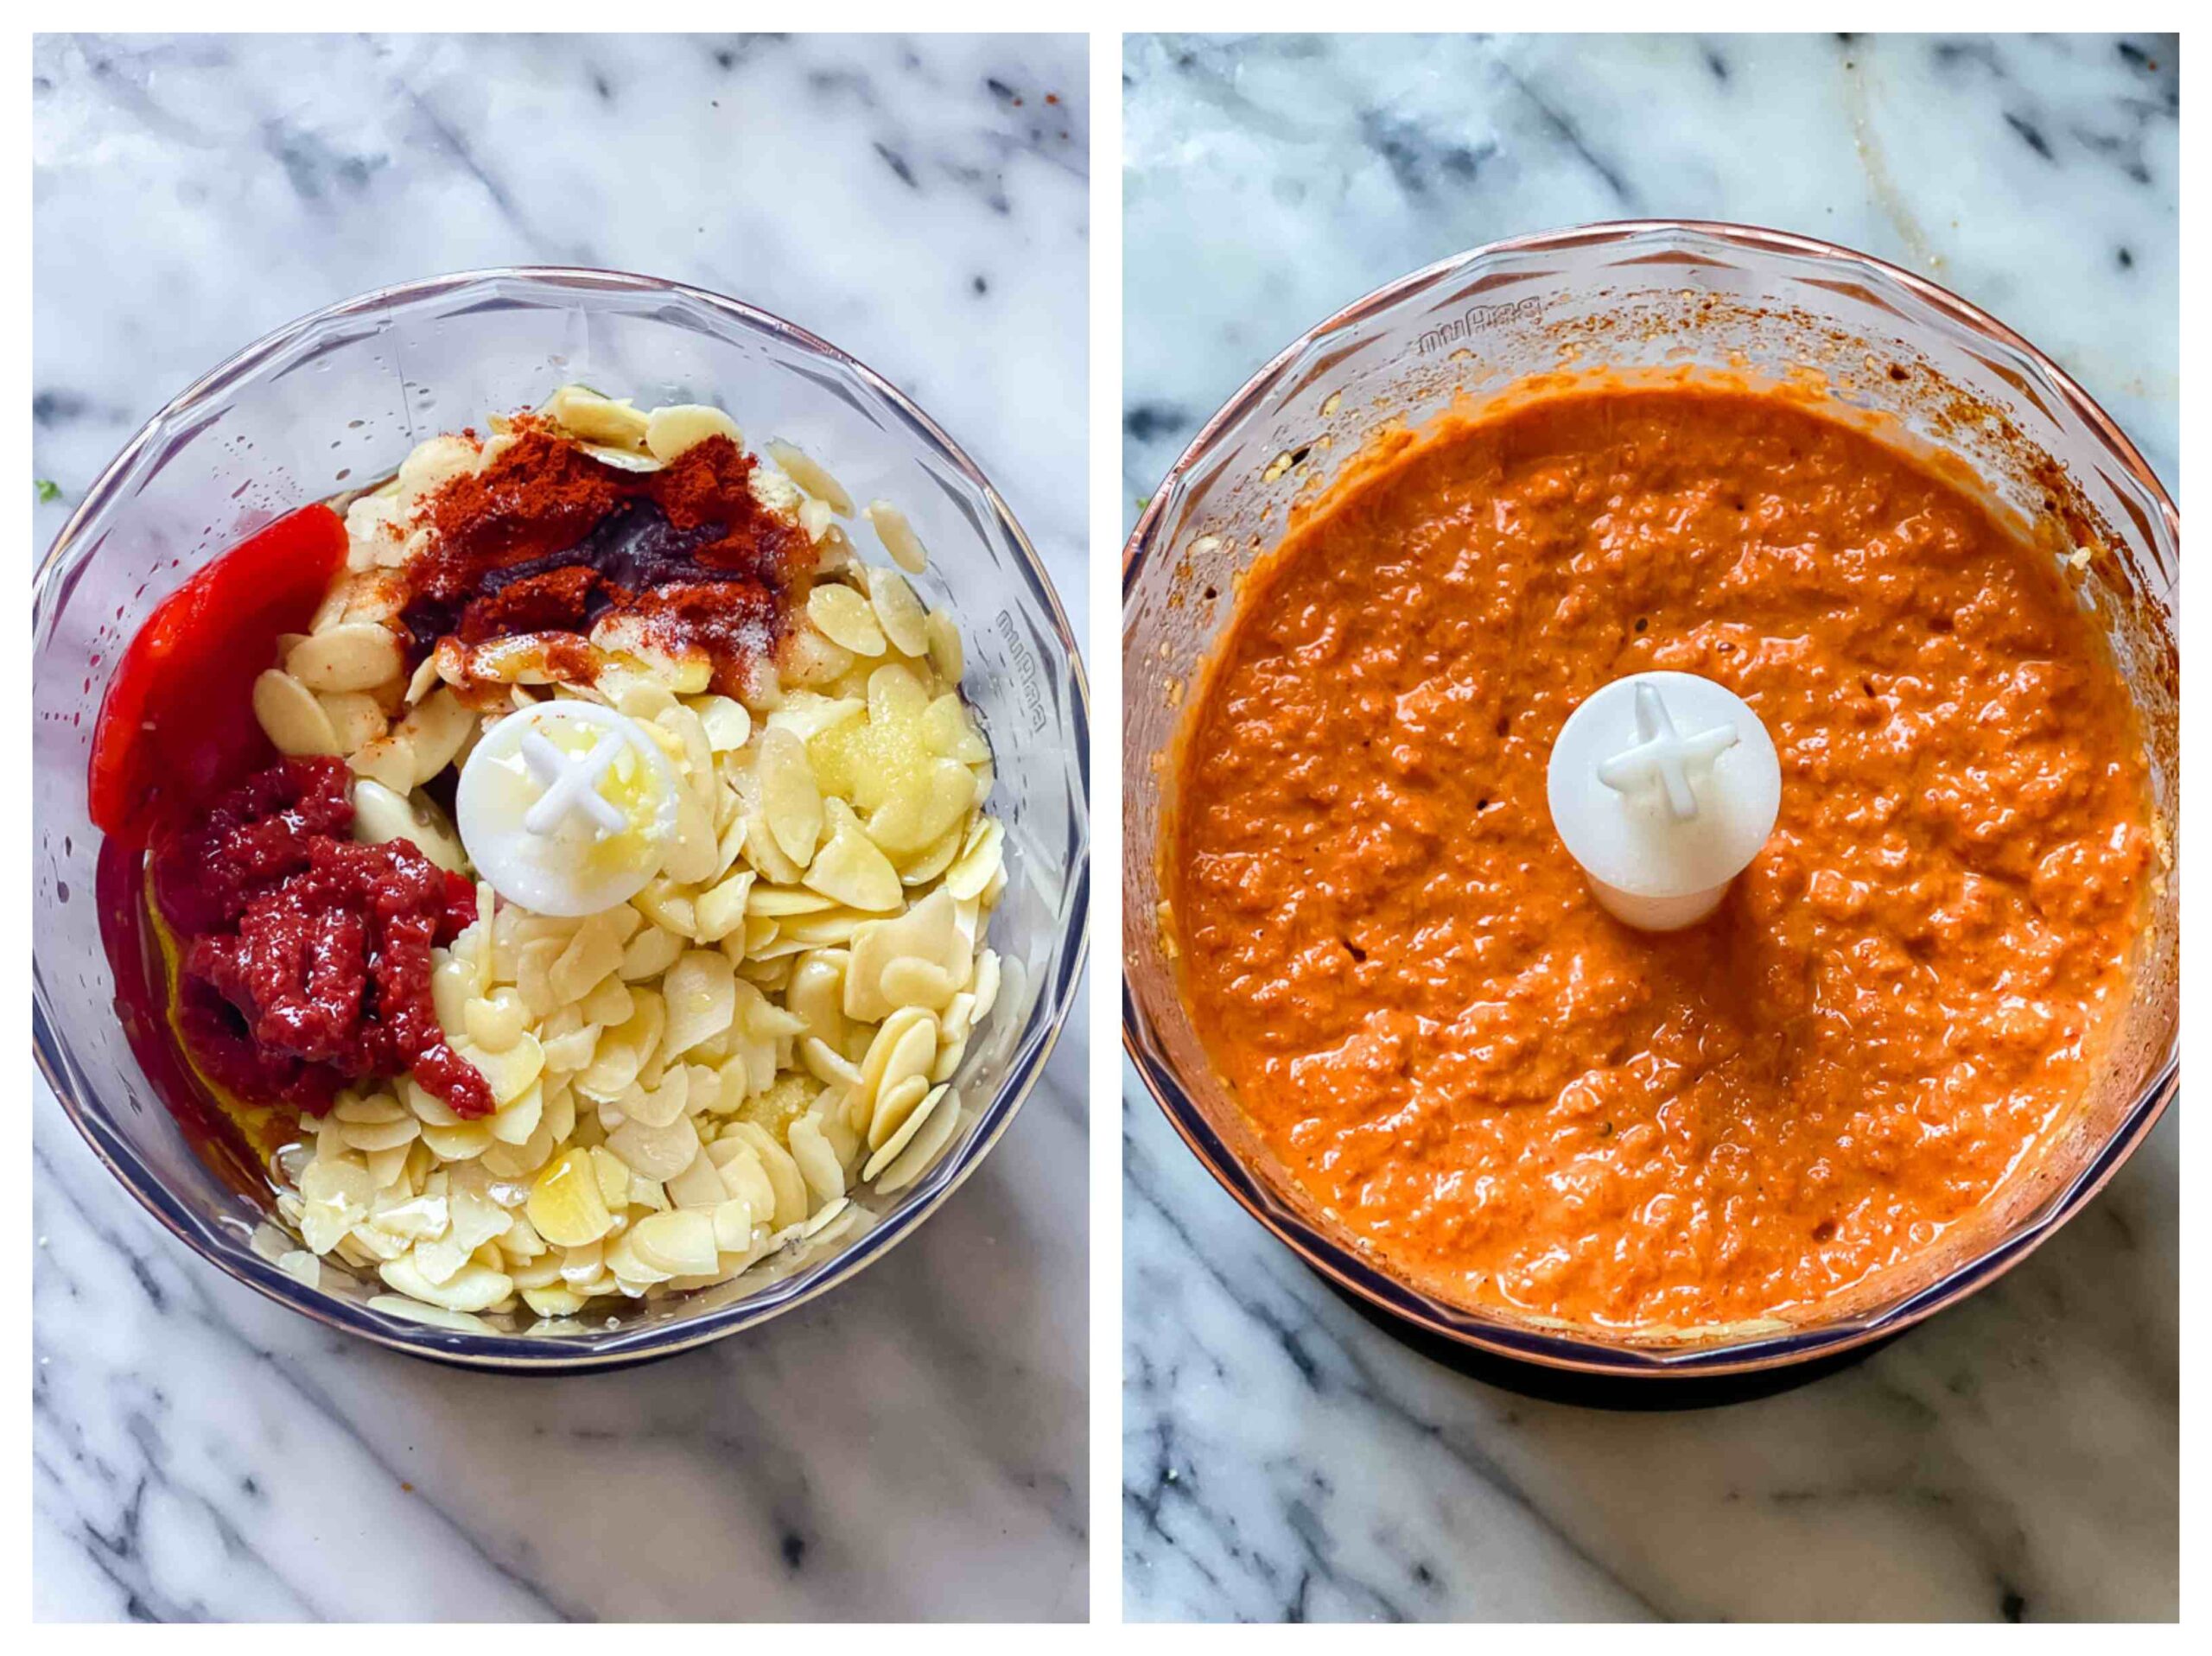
[1171,383,2152,1331]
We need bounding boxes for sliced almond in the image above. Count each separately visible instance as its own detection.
[712,1196,759,1253]
[757,725,824,867]
[804,799,904,912]
[289,622,404,694]
[604,1230,673,1288]
[380,1253,512,1314]
[785,953,849,1045]
[899,821,968,888]
[421,1120,495,1162]
[869,568,931,658]
[747,885,835,918]
[336,1114,422,1155]
[489,1081,544,1146]
[653,703,715,790]
[768,440,855,516]
[395,433,481,504]
[875,1087,963,1193]
[862,1083,950,1182]
[580,442,664,473]
[721,1123,809,1230]
[546,385,651,447]
[579,974,633,1029]
[607,1112,702,1183]
[620,923,686,982]
[575,991,664,1102]
[308,580,354,635]
[868,661,930,726]
[845,889,966,1022]
[347,733,419,795]
[880,955,960,1012]
[922,694,993,765]
[785,1115,846,1203]
[665,1146,730,1211]
[693,694,752,752]
[548,908,630,1006]
[521,1285,587,1318]
[807,583,887,657]
[334,1093,407,1126]
[924,609,965,684]
[778,906,869,949]
[253,669,342,757]
[528,1146,614,1247]
[865,1018,941,1148]
[783,621,855,688]
[969,950,1003,1024]
[621,1064,691,1129]
[930,1031,969,1085]
[662,949,738,1056]
[854,1006,931,1107]
[629,1209,719,1277]
[645,403,741,462]
[944,817,1007,902]
[318,690,388,752]
[588,1146,632,1211]
[803,1035,862,1090]
[395,688,475,781]
[866,499,928,574]
[712,1139,778,1219]
[632,878,699,940]
[765,693,865,744]
[662,782,720,885]
[694,870,756,945]
[512,935,569,1019]
[459,1030,543,1107]
[865,758,977,858]
[351,778,467,873]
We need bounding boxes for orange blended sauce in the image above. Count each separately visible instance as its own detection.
[1172,384,2152,1331]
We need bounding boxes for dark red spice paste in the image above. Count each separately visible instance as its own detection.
[396,419,806,691]
[149,758,491,1118]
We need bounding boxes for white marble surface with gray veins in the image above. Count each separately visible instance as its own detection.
[34,32,1088,1622]
[1122,33,2177,1622]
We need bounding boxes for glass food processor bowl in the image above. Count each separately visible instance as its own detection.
[35,268,1090,1371]
[1122,221,2177,1378]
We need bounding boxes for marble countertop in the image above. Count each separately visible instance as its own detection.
[33,33,1089,1622]
[1122,33,2177,1623]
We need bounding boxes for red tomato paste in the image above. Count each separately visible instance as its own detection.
[150,757,488,1118]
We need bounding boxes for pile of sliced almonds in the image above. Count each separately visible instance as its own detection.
[253,388,1003,1330]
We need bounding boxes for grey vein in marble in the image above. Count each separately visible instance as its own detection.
[1122,31,2177,1624]
[34,30,1089,1624]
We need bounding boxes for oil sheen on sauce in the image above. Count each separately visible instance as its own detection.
[1170,384,2152,1332]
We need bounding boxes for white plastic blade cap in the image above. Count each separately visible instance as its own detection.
[457,701,680,917]
[1546,670,1780,931]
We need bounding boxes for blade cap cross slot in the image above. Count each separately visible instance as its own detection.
[1546,670,1781,930]
[456,700,681,917]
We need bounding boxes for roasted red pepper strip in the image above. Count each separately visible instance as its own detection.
[88,503,347,847]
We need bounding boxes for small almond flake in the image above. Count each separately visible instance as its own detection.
[767,440,855,516]
[865,500,929,574]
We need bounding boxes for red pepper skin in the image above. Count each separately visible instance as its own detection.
[89,504,348,847]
